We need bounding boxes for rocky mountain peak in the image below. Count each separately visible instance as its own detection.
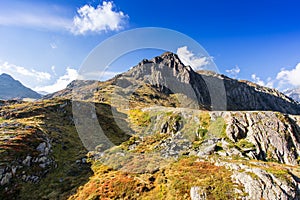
[0,73,41,100]
[135,51,188,72]
[156,51,181,62]
[0,73,15,81]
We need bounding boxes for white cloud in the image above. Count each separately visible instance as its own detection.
[71,1,128,35]
[0,60,119,94]
[177,46,210,70]
[276,63,300,87]
[0,62,51,86]
[34,67,78,93]
[0,1,128,35]
[225,66,240,78]
[251,74,274,88]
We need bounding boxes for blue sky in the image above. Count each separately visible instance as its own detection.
[0,0,300,93]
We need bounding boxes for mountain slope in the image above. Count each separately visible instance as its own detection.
[1,99,299,200]
[0,73,41,100]
[47,52,300,114]
[0,52,300,199]
[70,107,300,200]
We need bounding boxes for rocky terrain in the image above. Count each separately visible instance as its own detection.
[0,52,299,199]
[0,100,92,199]
[0,73,42,100]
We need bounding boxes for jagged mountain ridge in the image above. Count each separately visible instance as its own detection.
[116,52,299,113]
[48,52,300,114]
[0,73,41,100]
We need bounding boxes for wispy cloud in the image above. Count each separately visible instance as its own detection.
[225,66,240,78]
[276,63,300,87]
[0,61,51,87]
[34,67,78,93]
[177,46,210,70]
[70,1,128,35]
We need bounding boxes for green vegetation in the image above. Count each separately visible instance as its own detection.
[265,166,291,181]
[0,99,92,200]
[199,112,210,129]
[197,127,208,138]
[246,171,259,180]
[129,133,169,153]
[236,139,255,150]
[1,97,299,200]
[208,117,227,138]
[70,157,242,200]
[128,84,180,108]
[129,109,151,127]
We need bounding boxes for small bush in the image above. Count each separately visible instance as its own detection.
[129,109,151,127]
[209,117,227,138]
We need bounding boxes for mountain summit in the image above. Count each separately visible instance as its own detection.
[0,73,41,100]
[113,52,300,114]
[47,52,300,114]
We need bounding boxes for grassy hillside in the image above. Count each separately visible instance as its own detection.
[0,98,299,199]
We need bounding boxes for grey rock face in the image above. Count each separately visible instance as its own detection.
[1,172,12,186]
[223,111,300,165]
[0,135,54,186]
[156,131,192,158]
[114,52,300,114]
[215,161,300,200]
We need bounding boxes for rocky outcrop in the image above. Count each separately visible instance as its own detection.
[0,126,55,187]
[215,161,300,200]
[221,111,300,165]
[113,52,300,114]
[0,99,92,200]
[95,106,300,199]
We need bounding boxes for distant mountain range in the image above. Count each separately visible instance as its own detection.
[284,87,300,102]
[0,73,41,100]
